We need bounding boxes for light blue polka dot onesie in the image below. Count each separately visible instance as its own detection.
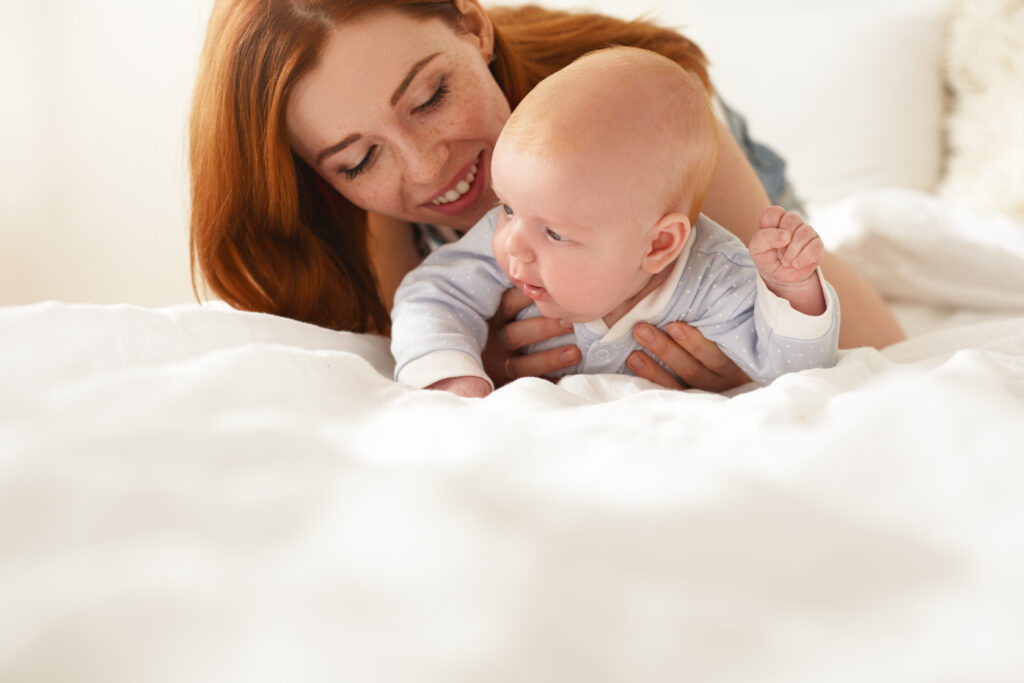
[391,208,839,389]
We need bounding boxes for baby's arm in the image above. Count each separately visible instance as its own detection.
[747,207,826,316]
[681,213,838,385]
[427,376,492,398]
[390,215,509,397]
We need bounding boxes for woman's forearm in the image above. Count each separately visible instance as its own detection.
[820,250,905,349]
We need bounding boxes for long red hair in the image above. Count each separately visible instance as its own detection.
[189,1,709,333]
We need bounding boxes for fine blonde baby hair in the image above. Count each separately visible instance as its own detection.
[501,45,719,225]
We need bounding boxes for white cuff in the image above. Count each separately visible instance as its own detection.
[396,350,493,389]
[755,269,837,340]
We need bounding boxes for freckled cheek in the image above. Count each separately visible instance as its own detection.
[330,171,404,215]
[450,92,505,144]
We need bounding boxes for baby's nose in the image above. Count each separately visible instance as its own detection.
[502,226,534,263]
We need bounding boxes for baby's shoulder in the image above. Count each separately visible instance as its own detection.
[691,214,751,266]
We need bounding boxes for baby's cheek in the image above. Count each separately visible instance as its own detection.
[491,234,507,272]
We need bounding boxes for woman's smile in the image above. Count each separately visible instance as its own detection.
[285,10,510,231]
[425,151,488,217]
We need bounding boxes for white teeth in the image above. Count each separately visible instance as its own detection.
[432,162,479,205]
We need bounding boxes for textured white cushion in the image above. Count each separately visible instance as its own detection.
[939,0,1024,223]
[642,0,948,204]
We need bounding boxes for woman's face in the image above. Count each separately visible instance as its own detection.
[286,6,511,230]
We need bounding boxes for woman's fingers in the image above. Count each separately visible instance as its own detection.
[632,323,749,392]
[494,314,571,352]
[632,323,719,389]
[484,288,579,385]
[665,323,749,389]
[626,350,687,390]
[505,344,580,382]
[494,287,533,326]
[491,289,750,392]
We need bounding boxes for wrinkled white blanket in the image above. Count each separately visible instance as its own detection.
[2,190,1023,682]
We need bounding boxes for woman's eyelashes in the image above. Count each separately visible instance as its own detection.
[340,76,449,181]
[501,203,513,215]
[413,76,449,114]
[342,145,377,180]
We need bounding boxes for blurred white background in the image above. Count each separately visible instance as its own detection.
[0,0,214,306]
[0,0,944,307]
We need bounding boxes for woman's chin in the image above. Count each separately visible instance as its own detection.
[411,203,489,231]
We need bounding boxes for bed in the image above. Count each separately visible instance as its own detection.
[2,0,1023,680]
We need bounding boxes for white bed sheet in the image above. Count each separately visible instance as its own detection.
[2,189,1023,682]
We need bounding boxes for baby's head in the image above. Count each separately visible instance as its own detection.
[491,46,718,323]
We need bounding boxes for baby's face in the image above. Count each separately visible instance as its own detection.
[490,138,658,323]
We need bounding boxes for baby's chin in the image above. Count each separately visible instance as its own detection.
[534,300,571,321]
[535,300,603,325]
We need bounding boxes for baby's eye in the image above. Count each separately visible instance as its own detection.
[501,203,513,215]
[546,228,566,242]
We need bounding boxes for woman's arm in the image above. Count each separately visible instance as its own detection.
[816,251,906,348]
[701,118,772,244]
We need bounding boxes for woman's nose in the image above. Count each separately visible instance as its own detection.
[397,133,448,185]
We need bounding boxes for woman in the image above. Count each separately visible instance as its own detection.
[189,0,904,391]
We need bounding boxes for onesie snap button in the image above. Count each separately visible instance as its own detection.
[594,349,611,361]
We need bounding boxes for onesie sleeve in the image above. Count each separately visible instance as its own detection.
[683,247,840,386]
[390,211,511,388]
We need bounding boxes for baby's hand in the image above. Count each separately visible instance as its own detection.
[426,376,492,398]
[748,207,826,316]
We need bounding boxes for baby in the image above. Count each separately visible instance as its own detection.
[391,46,839,398]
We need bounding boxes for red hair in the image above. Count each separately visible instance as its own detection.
[189,1,709,333]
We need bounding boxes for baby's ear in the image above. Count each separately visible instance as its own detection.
[641,212,691,274]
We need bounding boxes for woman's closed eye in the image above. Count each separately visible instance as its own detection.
[413,76,449,114]
[342,145,377,180]
[339,77,448,180]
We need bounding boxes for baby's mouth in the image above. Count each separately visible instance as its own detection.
[511,277,546,301]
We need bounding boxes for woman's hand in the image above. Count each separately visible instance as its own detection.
[627,322,749,392]
[483,288,581,387]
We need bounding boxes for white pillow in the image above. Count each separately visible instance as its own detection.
[641,0,948,204]
[939,0,1024,224]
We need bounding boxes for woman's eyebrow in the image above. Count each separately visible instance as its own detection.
[316,133,361,167]
[315,52,443,167]
[390,52,441,106]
